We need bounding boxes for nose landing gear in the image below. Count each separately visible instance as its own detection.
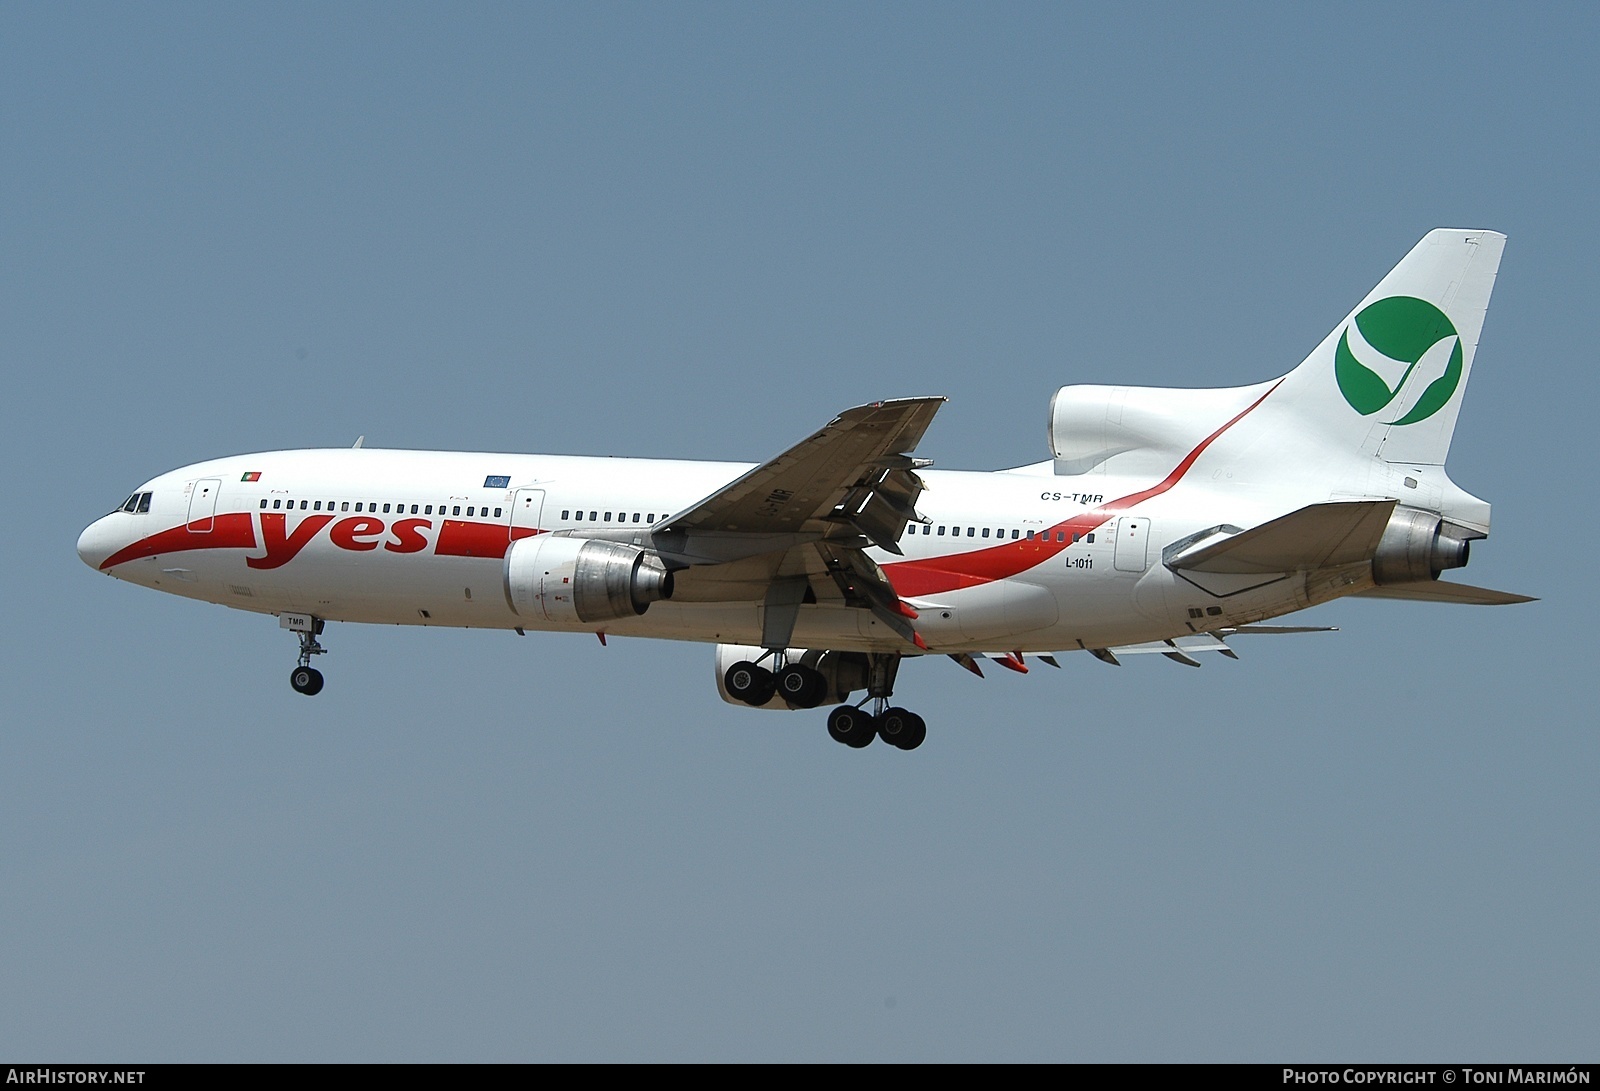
[282,614,326,696]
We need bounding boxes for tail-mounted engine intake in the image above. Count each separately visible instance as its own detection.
[505,536,674,623]
[1372,507,1472,585]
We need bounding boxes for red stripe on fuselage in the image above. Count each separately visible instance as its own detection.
[883,381,1280,598]
[102,512,535,570]
[99,512,258,570]
[436,519,538,558]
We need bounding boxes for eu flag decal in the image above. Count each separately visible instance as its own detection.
[483,475,511,489]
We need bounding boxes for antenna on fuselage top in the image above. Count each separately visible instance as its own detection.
[352,435,365,449]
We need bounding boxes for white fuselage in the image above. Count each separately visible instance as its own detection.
[74,230,1518,736]
[75,444,1355,655]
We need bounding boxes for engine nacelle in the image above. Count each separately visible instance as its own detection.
[1371,507,1471,585]
[713,644,867,710]
[505,535,673,623]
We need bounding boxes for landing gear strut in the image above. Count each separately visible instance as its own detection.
[284,614,326,696]
[826,653,926,751]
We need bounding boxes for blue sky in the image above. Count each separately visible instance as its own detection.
[3,3,1595,1060]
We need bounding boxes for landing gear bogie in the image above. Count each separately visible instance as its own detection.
[824,651,927,751]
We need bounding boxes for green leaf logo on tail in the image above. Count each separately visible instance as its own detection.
[1335,296,1462,425]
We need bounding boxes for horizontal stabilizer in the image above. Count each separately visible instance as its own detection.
[1073,625,1337,667]
[1168,500,1395,575]
[1355,581,1535,605]
[1107,633,1234,660]
[1221,625,1339,635]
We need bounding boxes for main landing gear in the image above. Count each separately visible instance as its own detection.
[724,655,829,709]
[726,651,927,750]
[285,615,326,696]
[827,704,926,751]
[825,653,925,751]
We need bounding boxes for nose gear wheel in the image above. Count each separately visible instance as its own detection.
[286,616,327,696]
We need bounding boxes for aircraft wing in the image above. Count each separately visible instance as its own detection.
[646,398,945,650]
[659,397,945,554]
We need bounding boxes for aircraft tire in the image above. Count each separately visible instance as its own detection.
[724,662,777,706]
[878,707,924,749]
[290,665,324,696]
[900,713,927,751]
[827,705,877,748]
[777,665,827,709]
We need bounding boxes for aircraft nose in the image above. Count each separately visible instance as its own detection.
[77,516,119,571]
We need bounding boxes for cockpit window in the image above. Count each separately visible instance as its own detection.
[117,491,153,514]
[121,494,138,513]
[137,492,151,513]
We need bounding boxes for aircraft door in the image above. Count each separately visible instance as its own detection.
[1113,516,1150,572]
[187,478,221,532]
[510,488,545,543]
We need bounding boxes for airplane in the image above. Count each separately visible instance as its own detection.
[77,229,1531,751]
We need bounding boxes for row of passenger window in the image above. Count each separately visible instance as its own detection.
[257,498,505,518]
[911,524,1095,544]
[549,509,1090,544]
[243,495,1095,547]
[560,510,657,524]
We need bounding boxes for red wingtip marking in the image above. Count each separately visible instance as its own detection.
[912,632,928,651]
[995,654,1029,675]
[897,600,920,619]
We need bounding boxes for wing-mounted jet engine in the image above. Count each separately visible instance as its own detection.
[505,536,674,623]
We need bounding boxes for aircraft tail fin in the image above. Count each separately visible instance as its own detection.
[1047,229,1506,524]
[1273,228,1505,467]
